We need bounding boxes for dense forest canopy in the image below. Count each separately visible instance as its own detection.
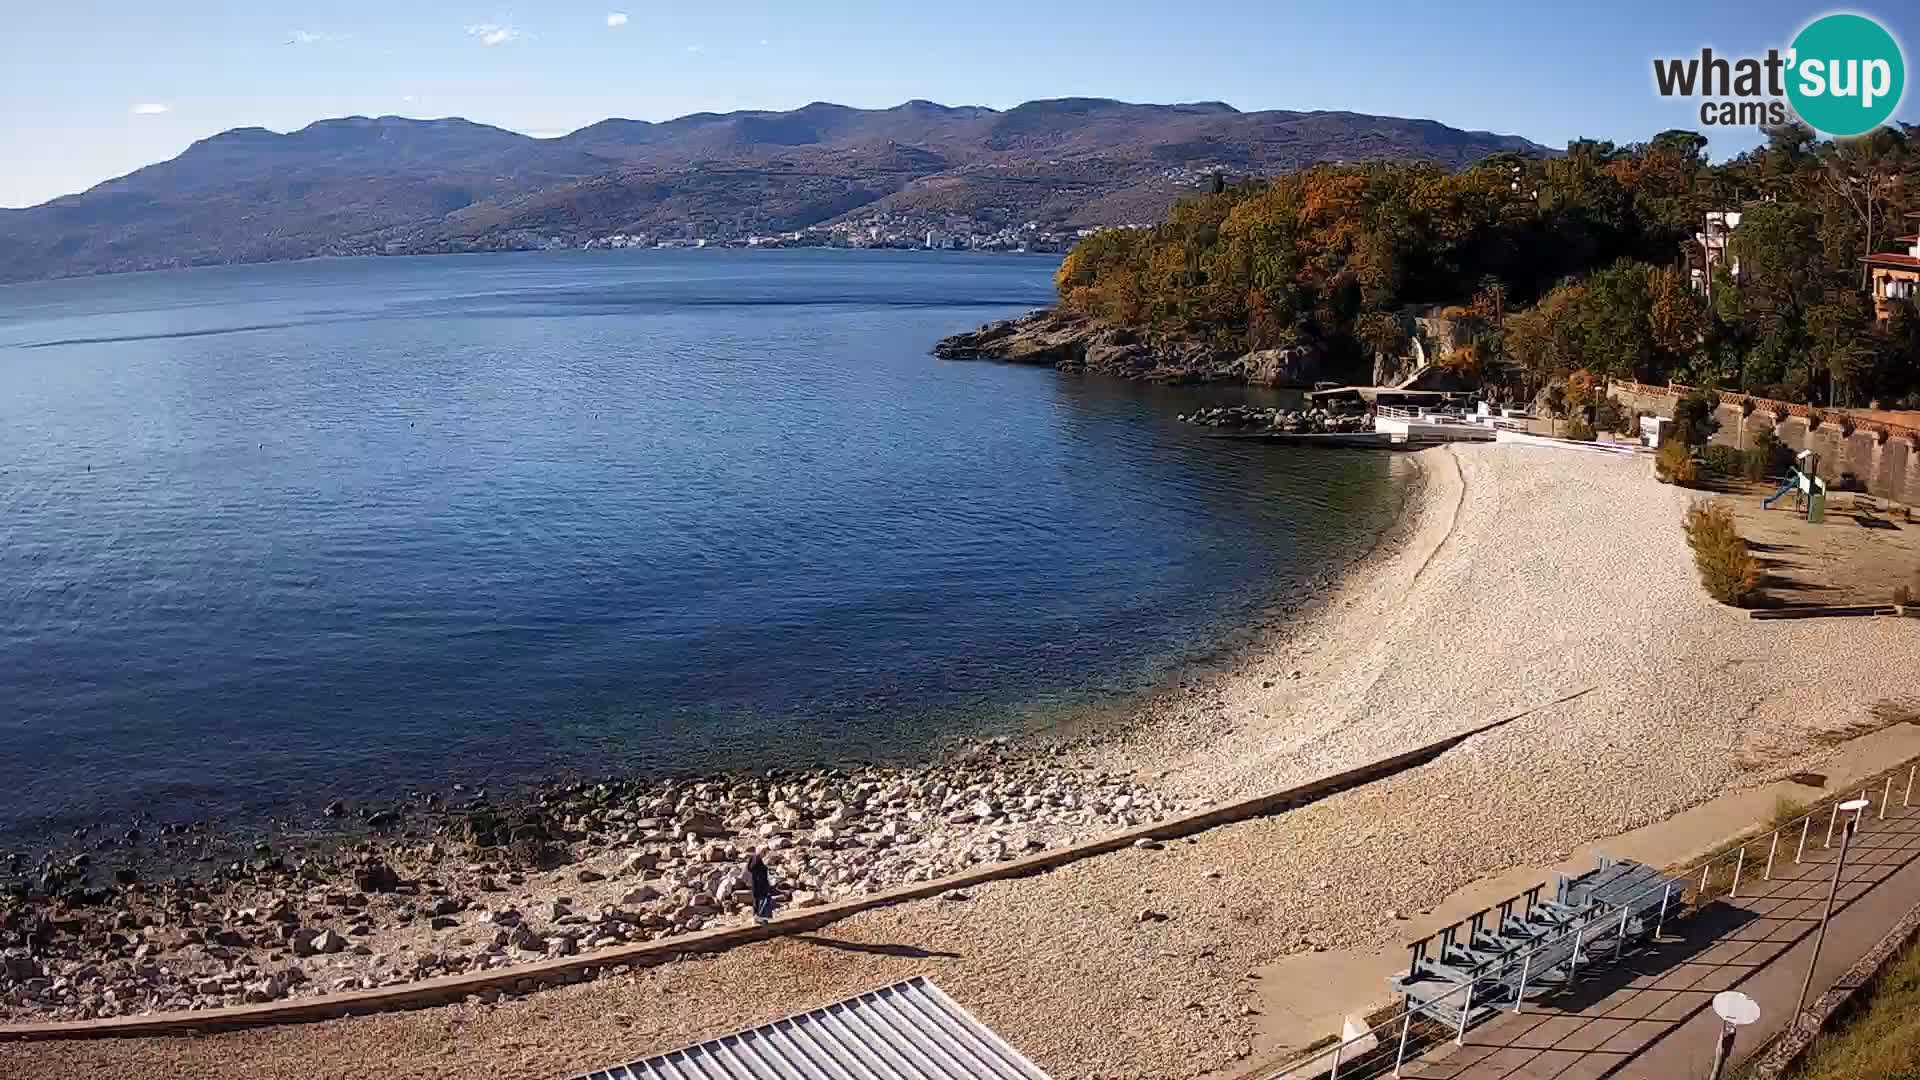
[1053,124,1920,409]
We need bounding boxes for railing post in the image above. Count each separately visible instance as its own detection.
[1797,816,1811,863]
[1570,925,1585,981]
[1392,1008,1412,1078]
[1456,980,1473,1045]
[1329,1036,1343,1080]
[1514,952,1531,1013]
[1655,883,1672,939]
[1700,861,1711,896]
[1614,904,1631,961]
[1765,831,1779,881]
[1731,847,1746,898]
[1882,776,1893,820]
[1827,803,1840,848]
[1905,765,1914,808]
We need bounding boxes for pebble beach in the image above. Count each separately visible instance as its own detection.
[7,442,1919,1079]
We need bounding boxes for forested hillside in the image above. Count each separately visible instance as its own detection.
[1054,126,1920,408]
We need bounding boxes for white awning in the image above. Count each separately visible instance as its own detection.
[575,976,1053,1080]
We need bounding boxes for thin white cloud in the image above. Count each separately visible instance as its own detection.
[605,12,628,27]
[759,38,769,46]
[465,23,519,46]
[288,29,347,45]
[685,44,702,54]
[131,103,171,115]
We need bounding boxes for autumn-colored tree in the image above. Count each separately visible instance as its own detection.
[1049,125,1920,405]
[1565,369,1597,412]
[1648,265,1706,359]
[1353,311,1408,360]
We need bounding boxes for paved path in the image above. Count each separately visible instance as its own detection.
[1400,785,1920,1080]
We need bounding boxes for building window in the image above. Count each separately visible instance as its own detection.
[1885,278,1914,300]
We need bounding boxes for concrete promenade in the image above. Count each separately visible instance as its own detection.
[1402,791,1920,1079]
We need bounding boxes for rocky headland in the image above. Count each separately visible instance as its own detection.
[932,309,1330,386]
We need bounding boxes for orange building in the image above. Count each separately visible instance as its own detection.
[1865,218,1920,320]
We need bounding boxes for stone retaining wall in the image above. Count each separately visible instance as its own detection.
[1607,381,1920,507]
[1743,896,1920,1079]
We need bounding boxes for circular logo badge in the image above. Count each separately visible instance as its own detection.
[1787,14,1905,137]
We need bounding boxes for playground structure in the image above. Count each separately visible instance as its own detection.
[1763,449,1827,523]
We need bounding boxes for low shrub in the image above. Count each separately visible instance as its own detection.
[1683,501,1762,606]
[1753,430,1789,475]
[1594,396,1628,433]
[1655,440,1698,486]
[1701,444,1768,481]
[1701,444,1742,475]
[1564,418,1596,441]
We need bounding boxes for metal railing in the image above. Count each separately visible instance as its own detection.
[1268,761,1920,1080]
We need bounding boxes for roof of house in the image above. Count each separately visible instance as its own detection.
[1863,252,1920,269]
[573,977,1054,1080]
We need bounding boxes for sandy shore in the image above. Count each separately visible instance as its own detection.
[8,443,1919,1079]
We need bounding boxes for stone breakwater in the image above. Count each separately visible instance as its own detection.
[1178,404,1372,434]
[933,308,1327,386]
[0,744,1200,1022]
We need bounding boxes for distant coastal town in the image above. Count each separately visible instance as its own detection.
[578,215,1121,254]
[531,165,1231,256]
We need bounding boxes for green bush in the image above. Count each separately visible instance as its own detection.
[1564,418,1597,441]
[1673,390,1721,446]
[1655,440,1698,486]
[1700,444,1767,480]
[1701,444,1741,474]
[1594,397,1628,433]
[1684,501,1762,606]
[1753,430,1789,476]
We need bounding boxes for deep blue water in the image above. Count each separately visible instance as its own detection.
[0,249,1409,848]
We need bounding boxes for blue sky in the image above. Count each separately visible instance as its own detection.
[3,1,1917,208]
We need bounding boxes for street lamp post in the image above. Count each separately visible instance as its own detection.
[1708,991,1760,1080]
[1795,799,1871,1022]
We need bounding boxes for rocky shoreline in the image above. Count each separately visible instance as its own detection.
[1177,404,1372,434]
[0,744,1200,1023]
[933,308,1328,386]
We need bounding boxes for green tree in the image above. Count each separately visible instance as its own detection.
[1673,389,1721,446]
[1727,202,1831,400]
[1808,290,1874,406]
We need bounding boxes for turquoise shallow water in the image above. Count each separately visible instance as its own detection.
[0,248,1408,847]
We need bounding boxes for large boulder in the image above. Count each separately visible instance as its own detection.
[352,860,401,894]
[1235,344,1324,387]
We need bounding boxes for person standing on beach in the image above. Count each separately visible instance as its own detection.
[748,851,776,923]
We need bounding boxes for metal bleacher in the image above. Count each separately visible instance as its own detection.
[1389,857,1691,1031]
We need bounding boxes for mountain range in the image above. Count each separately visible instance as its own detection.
[0,98,1553,283]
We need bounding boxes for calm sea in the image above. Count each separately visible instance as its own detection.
[0,249,1409,849]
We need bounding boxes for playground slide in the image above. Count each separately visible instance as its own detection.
[1762,474,1798,509]
[1762,467,1828,519]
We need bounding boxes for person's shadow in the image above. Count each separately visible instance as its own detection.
[794,934,963,960]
